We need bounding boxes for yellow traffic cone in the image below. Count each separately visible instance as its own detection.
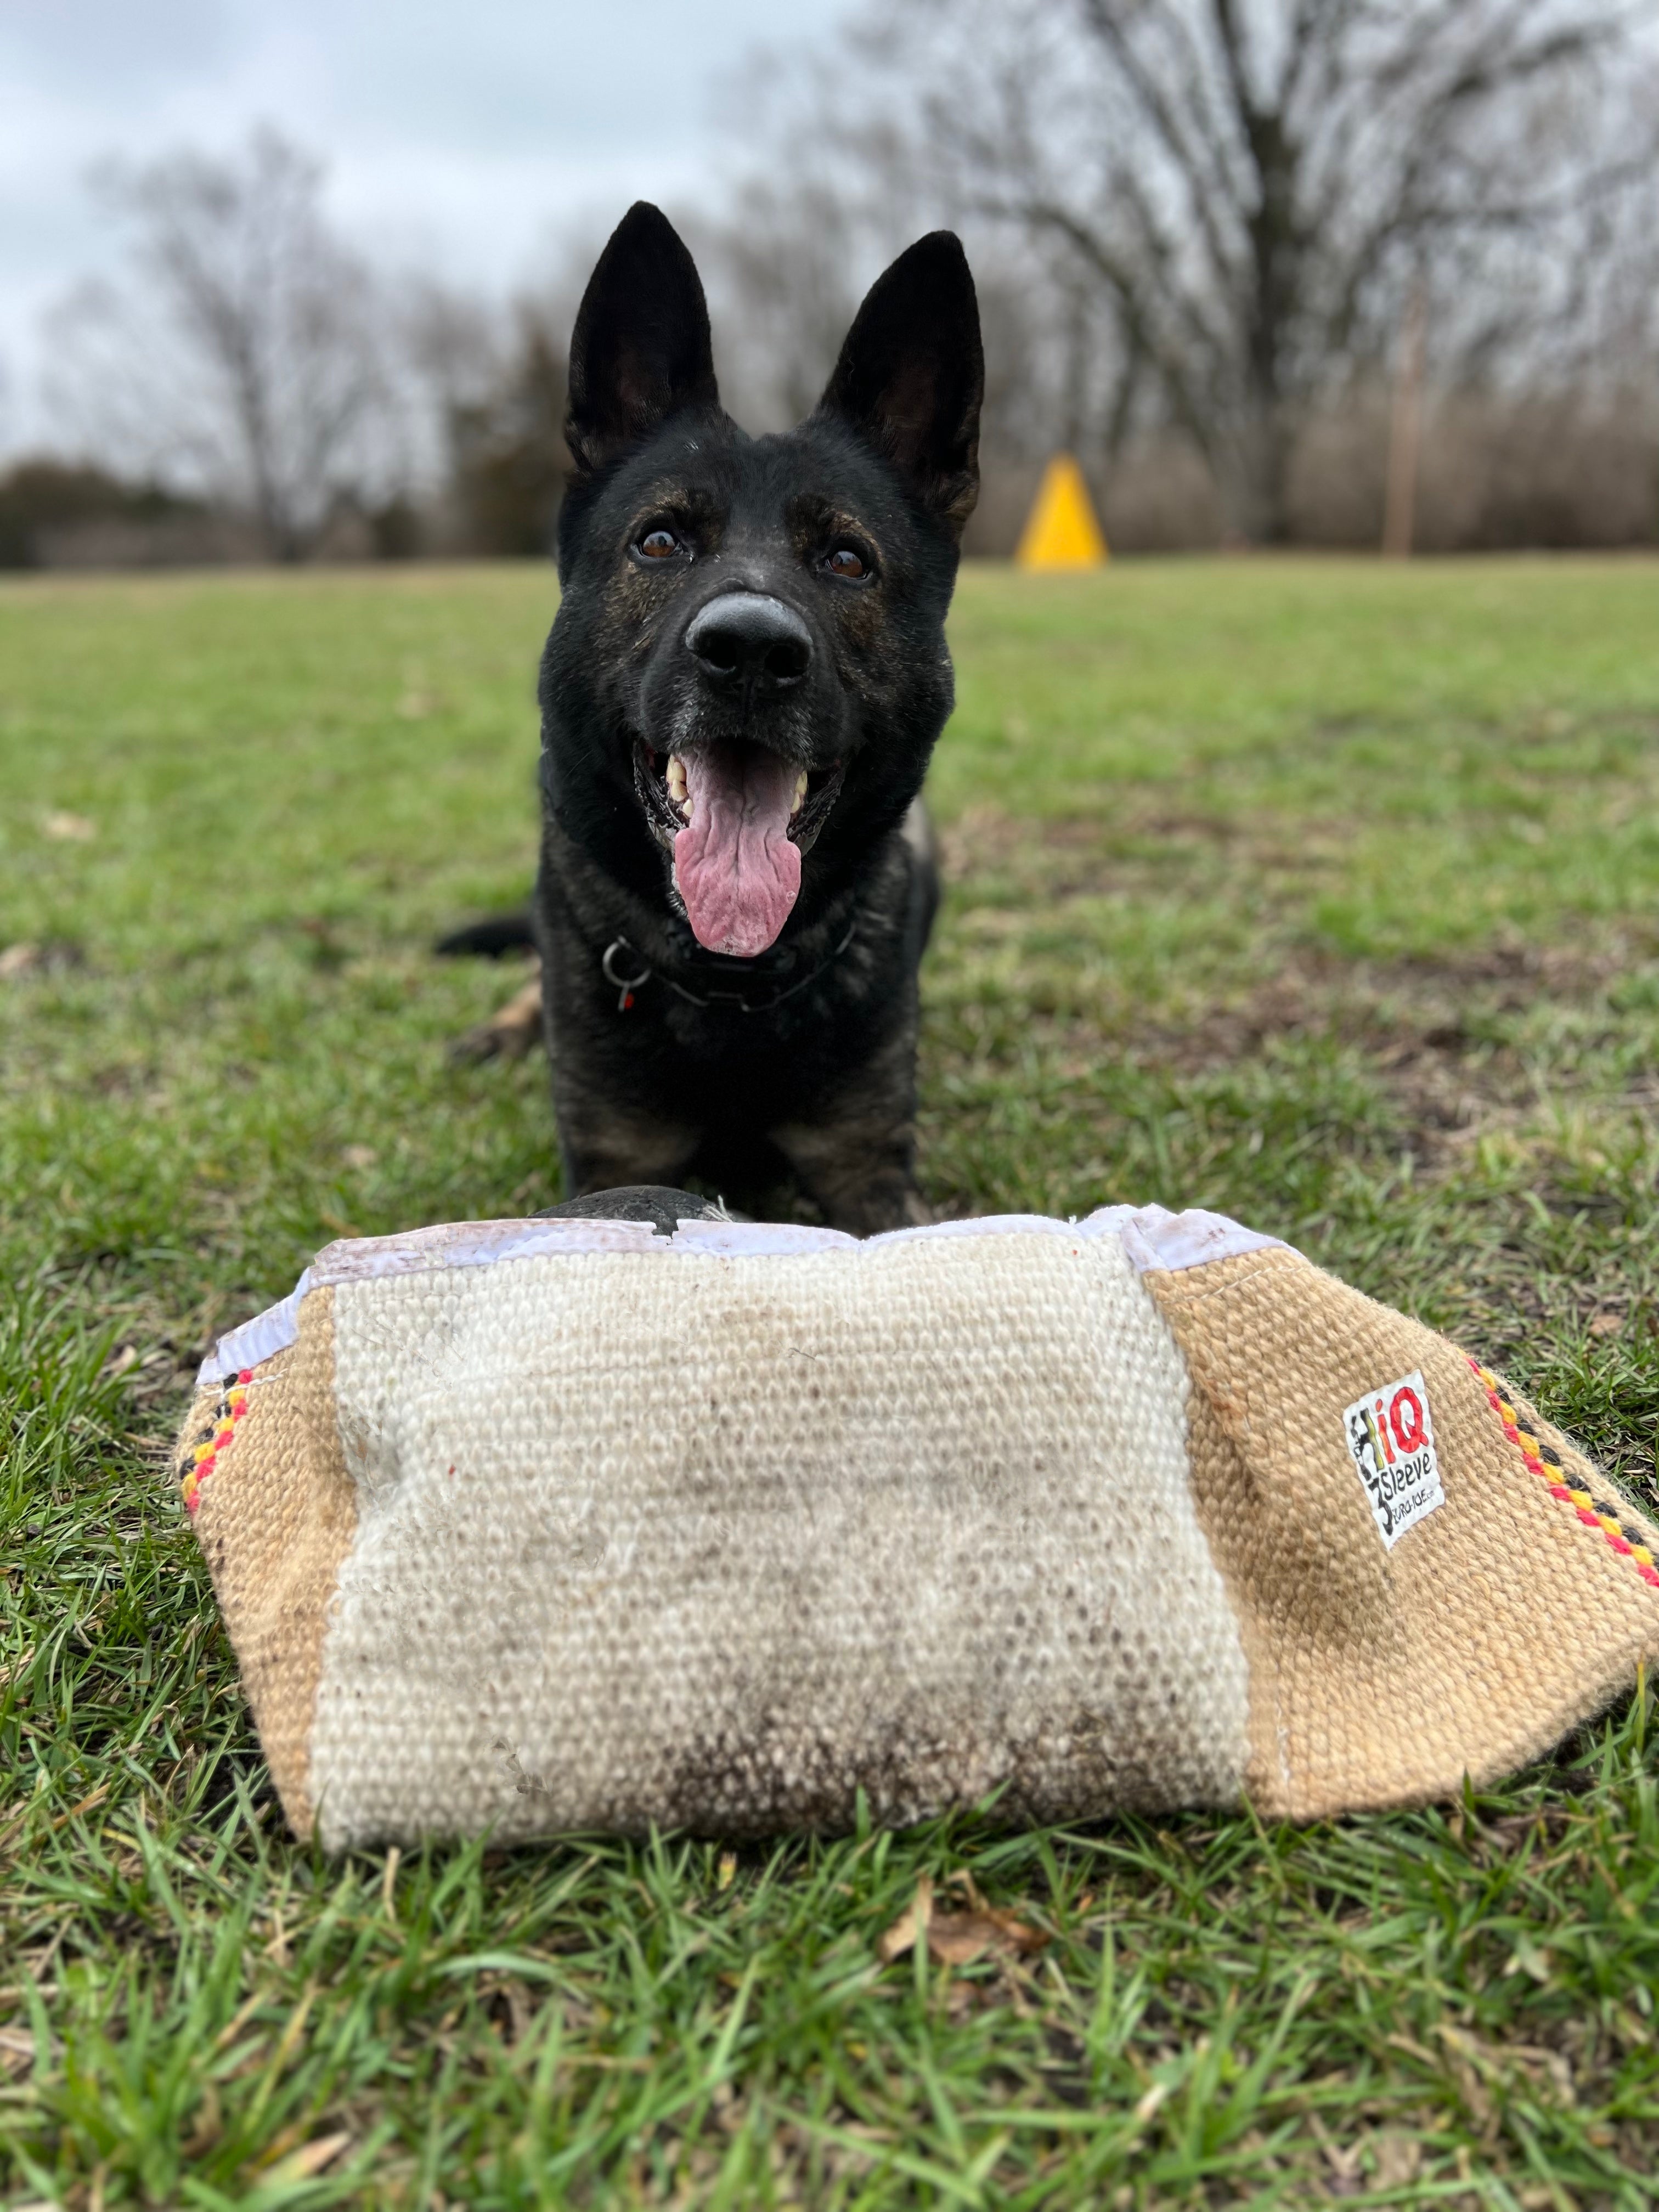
[1015,454,1109,571]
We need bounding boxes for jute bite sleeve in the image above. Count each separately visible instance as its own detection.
[173,1206,1659,1851]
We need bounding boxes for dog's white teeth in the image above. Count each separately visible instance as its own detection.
[666,753,688,804]
[791,770,808,817]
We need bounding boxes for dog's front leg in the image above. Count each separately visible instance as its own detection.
[771,1025,929,1236]
[552,1081,700,1200]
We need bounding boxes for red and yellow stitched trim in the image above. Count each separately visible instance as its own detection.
[180,1369,252,1514]
[1468,1357,1659,1590]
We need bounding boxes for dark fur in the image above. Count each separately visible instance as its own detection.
[532,204,982,1234]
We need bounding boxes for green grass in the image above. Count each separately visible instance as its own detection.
[4,555,1659,2207]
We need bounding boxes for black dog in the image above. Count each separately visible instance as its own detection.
[484,203,981,1234]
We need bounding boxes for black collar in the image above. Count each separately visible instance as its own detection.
[600,914,857,1014]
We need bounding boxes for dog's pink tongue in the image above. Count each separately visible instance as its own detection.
[674,743,802,957]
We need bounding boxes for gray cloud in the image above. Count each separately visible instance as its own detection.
[0,0,829,453]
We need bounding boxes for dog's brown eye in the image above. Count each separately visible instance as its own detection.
[638,528,680,559]
[826,546,867,580]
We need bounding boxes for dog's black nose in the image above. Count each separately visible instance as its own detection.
[685,593,812,690]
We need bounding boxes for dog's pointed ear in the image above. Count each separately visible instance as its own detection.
[815,232,983,535]
[565,204,719,475]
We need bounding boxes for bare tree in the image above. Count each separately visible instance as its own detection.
[399,253,608,557]
[442,302,572,556]
[691,176,875,431]
[691,166,1063,480]
[47,128,402,558]
[746,0,1651,541]
[402,279,504,440]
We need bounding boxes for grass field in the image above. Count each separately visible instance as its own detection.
[4,555,1659,2207]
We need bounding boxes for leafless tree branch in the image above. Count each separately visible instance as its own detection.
[50,127,403,557]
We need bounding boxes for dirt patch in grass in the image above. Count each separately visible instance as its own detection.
[1146,938,1659,1184]
[939,803,1655,1149]
[940,802,1262,894]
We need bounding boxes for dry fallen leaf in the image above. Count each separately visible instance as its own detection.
[1133,2079,1170,2124]
[877,1874,1047,1966]
[877,1872,933,1962]
[1589,1311,1623,1338]
[42,811,95,842]
[0,938,83,979]
[1373,2131,1424,2188]
[0,2025,34,2076]
[926,1909,1048,1966]
[266,2130,353,2182]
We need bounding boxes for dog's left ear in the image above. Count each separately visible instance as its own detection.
[565,202,720,476]
[815,232,983,535]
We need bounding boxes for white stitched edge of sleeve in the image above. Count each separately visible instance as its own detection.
[197,1203,1285,1382]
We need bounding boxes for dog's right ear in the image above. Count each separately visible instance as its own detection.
[565,204,720,476]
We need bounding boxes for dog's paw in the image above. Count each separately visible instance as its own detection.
[449,975,544,1065]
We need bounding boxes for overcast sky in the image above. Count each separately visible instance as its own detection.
[0,0,833,455]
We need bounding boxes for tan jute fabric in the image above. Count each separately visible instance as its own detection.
[184,1290,357,1835]
[1143,1246,1659,1819]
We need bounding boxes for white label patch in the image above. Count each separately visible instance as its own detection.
[1341,1370,1444,1549]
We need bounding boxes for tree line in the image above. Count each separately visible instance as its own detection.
[5,0,1656,566]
